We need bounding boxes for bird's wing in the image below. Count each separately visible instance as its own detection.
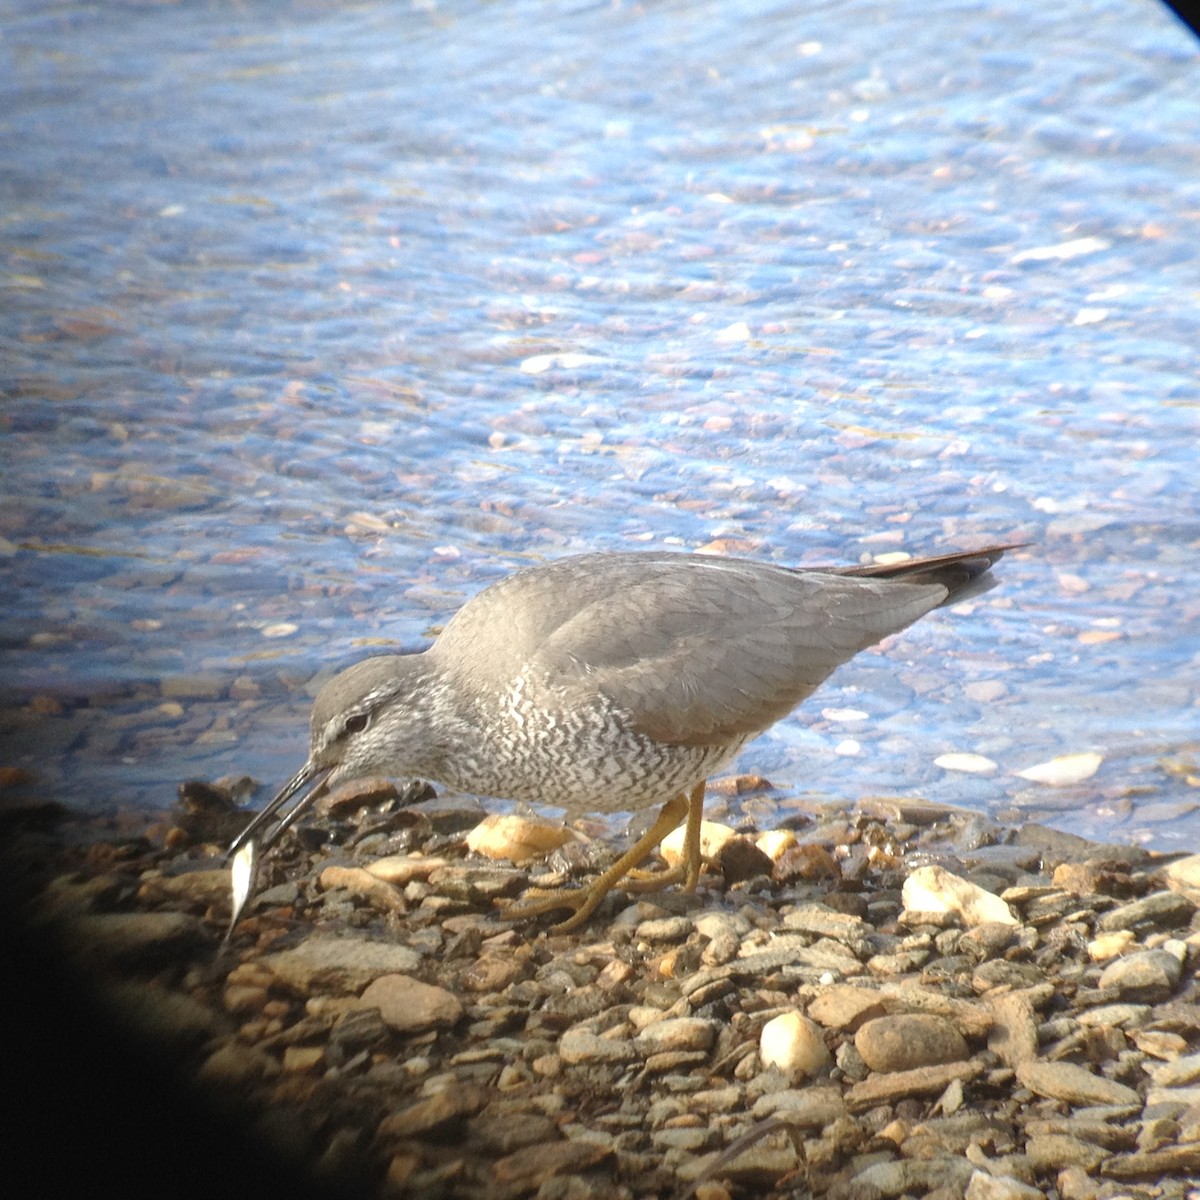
[527,558,951,747]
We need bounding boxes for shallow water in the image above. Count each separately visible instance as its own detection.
[2,0,1197,851]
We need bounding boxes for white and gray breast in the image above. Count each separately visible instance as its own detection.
[433,669,748,814]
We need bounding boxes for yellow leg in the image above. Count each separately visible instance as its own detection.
[503,781,707,933]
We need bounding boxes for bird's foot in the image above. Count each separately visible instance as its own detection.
[623,862,688,892]
[501,879,616,933]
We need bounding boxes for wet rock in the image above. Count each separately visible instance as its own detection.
[365,853,450,884]
[854,1014,969,1073]
[848,1156,974,1196]
[635,915,694,942]
[318,865,407,914]
[357,974,463,1032]
[1102,1143,1200,1178]
[1149,1049,1200,1087]
[1164,854,1200,896]
[315,776,402,819]
[681,1129,802,1189]
[458,953,530,993]
[713,835,773,884]
[660,819,736,868]
[466,1111,561,1154]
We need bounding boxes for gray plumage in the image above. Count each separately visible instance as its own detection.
[226,542,1020,931]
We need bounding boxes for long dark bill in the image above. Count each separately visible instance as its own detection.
[222,760,331,943]
[227,759,332,858]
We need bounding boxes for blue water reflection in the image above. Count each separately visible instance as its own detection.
[2,0,1197,849]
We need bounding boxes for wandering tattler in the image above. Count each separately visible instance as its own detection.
[226,542,1020,933]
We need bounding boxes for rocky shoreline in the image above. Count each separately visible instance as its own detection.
[7,779,1200,1199]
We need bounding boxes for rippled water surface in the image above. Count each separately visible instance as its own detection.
[2,0,1198,849]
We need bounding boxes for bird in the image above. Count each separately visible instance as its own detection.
[226,541,1022,935]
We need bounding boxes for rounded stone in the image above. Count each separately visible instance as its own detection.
[759,1010,831,1076]
[854,1014,969,1073]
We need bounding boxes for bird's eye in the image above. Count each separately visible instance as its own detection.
[341,713,370,738]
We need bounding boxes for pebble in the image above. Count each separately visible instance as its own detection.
[634,1017,717,1055]
[964,1172,1045,1200]
[902,864,1017,927]
[27,785,1198,1200]
[1097,947,1183,1002]
[261,934,422,993]
[1095,889,1195,931]
[1024,1133,1107,1172]
[559,1027,638,1065]
[1015,1060,1140,1107]
[806,983,887,1031]
[844,1059,984,1110]
[659,819,737,867]
[357,974,463,1032]
[464,813,574,863]
[759,1010,832,1075]
[1015,751,1103,785]
[854,1014,969,1073]
[750,1085,846,1126]
[984,991,1038,1068]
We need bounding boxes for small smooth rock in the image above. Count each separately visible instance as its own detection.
[935,753,998,775]
[377,1085,489,1138]
[660,819,737,867]
[759,1010,831,1075]
[1150,1051,1200,1087]
[1164,854,1200,895]
[1015,752,1103,786]
[855,1014,969,1073]
[965,1171,1046,1200]
[635,1018,717,1056]
[1097,948,1183,1002]
[751,1086,846,1127]
[262,934,421,993]
[1096,891,1195,932]
[559,1027,638,1065]
[755,829,797,861]
[465,813,573,864]
[903,865,1018,927]
[357,974,463,1032]
[1025,1134,1107,1172]
[851,1157,975,1194]
[807,984,887,1032]
[490,1139,612,1191]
